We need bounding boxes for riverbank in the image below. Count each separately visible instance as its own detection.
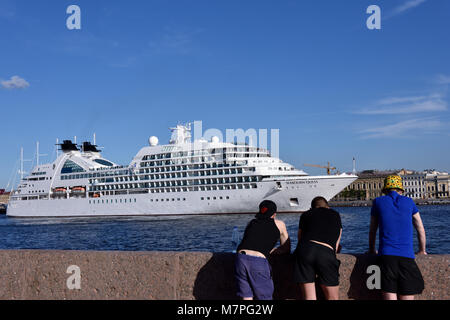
[330,199,450,207]
[0,250,447,300]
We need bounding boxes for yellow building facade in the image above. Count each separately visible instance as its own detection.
[334,170,450,201]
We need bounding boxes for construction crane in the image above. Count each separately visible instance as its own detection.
[304,162,337,175]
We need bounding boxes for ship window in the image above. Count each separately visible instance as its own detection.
[61,160,85,174]
[94,159,114,167]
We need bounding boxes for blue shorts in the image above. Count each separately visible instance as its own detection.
[234,252,274,300]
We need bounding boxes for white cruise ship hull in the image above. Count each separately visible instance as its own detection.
[7,176,354,217]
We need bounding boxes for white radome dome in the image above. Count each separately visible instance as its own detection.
[149,136,159,146]
[211,136,220,143]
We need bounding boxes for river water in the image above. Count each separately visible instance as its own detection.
[0,205,448,254]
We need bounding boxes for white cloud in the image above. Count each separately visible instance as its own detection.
[148,26,203,55]
[436,74,450,85]
[390,0,427,17]
[377,94,435,105]
[359,118,443,139]
[1,76,30,89]
[355,93,447,115]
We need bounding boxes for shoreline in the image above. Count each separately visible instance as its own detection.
[1,200,449,215]
[330,199,450,207]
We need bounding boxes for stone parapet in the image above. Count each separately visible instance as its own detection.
[0,250,447,300]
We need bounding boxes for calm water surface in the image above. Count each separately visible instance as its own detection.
[0,205,448,254]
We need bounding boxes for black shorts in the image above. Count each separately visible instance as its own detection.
[293,241,340,286]
[379,255,424,295]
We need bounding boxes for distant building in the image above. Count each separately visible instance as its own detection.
[334,170,397,201]
[399,170,427,199]
[0,191,10,205]
[423,170,449,199]
[334,169,450,201]
[399,169,449,199]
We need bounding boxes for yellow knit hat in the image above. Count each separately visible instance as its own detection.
[383,175,404,192]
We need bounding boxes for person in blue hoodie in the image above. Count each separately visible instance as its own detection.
[369,175,427,300]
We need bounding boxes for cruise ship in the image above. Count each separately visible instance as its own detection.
[7,124,357,217]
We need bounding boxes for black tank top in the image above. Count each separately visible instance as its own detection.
[237,218,280,258]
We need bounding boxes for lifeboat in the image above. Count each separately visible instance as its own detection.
[53,188,67,193]
[71,186,86,193]
[93,193,100,198]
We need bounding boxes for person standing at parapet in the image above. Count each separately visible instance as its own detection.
[369,175,427,300]
[293,196,342,300]
[234,200,290,300]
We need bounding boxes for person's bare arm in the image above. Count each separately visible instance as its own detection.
[271,219,291,254]
[336,228,342,253]
[413,212,427,255]
[368,215,378,254]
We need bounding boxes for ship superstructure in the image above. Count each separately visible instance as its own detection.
[7,124,357,217]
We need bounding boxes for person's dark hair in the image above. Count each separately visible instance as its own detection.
[256,200,277,219]
[382,188,403,195]
[311,196,329,209]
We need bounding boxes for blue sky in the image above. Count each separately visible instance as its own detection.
[1,0,449,187]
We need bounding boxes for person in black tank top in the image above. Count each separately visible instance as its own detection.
[293,196,342,300]
[237,218,280,258]
[234,200,290,300]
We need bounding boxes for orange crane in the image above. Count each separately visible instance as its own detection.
[304,162,337,175]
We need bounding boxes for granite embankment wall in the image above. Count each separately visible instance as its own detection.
[0,250,448,300]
